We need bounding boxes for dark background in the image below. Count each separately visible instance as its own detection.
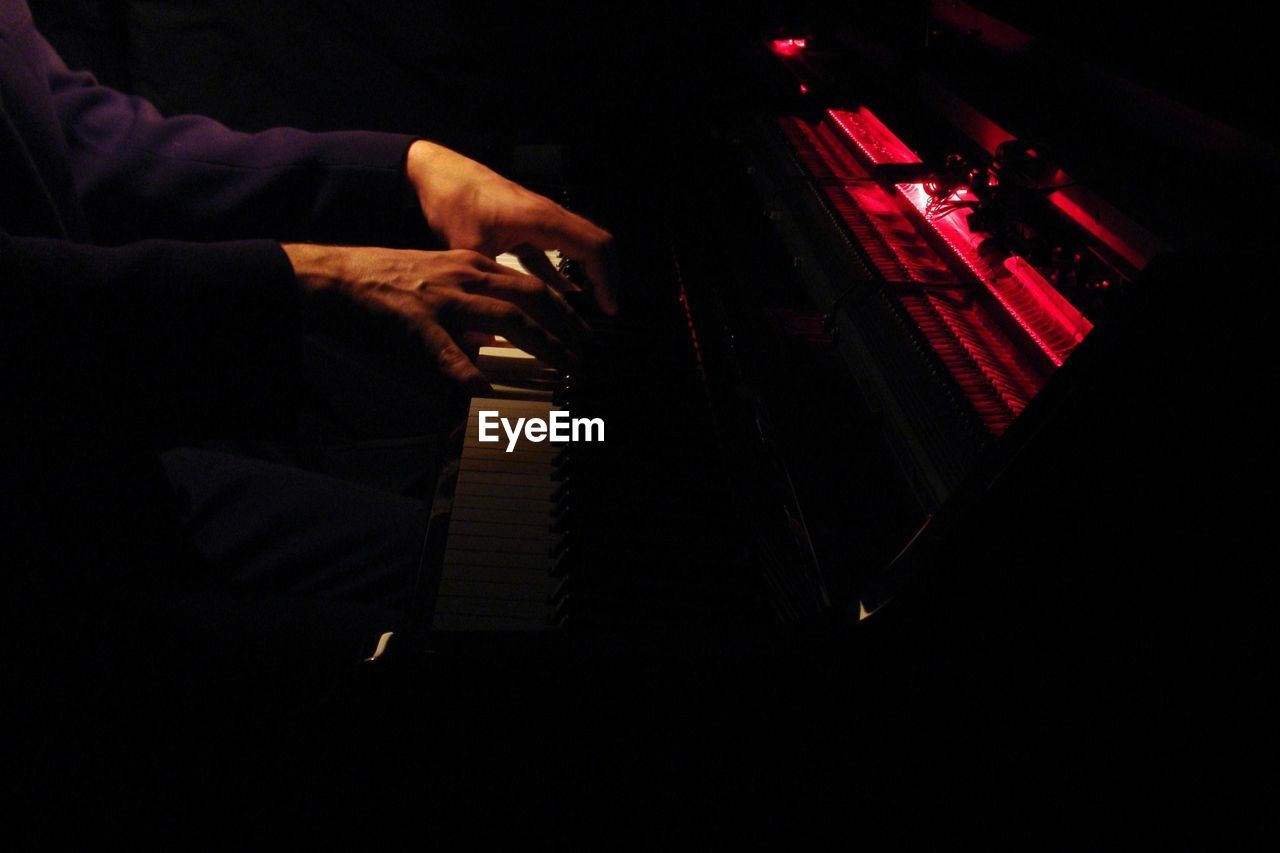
[30,0,1275,256]
[18,1,1274,841]
[30,1,1275,153]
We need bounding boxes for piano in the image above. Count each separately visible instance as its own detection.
[415,243,805,651]
[391,2,1275,663]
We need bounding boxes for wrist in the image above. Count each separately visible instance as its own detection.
[405,139,447,214]
[281,243,348,295]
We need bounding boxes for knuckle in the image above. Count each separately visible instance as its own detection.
[453,248,488,266]
[436,346,468,370]
[433,293,461,319]
[457,274,489,293]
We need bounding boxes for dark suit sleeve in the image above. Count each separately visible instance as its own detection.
[0,227,303,440]
[35,28,430,247]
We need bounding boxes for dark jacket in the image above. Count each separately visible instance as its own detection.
[0,0,424,692]
[2,0,426,430]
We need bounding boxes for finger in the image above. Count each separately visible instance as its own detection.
[513,244,578,294]
[470,270,594,351]
[459,330,497,350]
[453,250,591,346]
[417,320,491,394]
[582,231,620,316]
[524,210,619,315]
[450,295,580,372]
[458,330,497,360]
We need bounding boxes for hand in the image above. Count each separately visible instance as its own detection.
[282,244,592,391]
[405,140,618,315]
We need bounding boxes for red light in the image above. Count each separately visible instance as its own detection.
[779,110,1097,432]
[771,38,807,56]
[896,182,1091,366]
[821,106,1091,366]
[826,108,920,166]
[1002,257,1092,347]
[1048,188,1153,271]
[799,83,809,94]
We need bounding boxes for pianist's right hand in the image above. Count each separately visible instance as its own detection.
[281,244,592,392]
[405,140,618,316]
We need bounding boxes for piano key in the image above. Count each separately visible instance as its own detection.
[495,250,563,274]
[434,394,560,632]
[432,612,545,631]
[437,579,549,603]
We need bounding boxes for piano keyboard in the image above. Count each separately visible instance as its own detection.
[412,167,842,650]
[429,252,566,632]
[431,396,562,630]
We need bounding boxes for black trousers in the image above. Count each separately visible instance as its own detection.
[8,336,453,835]
[7,331,450,706]
[152,334,455,690]
[159,446,429,671]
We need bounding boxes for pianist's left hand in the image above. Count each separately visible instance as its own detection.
[405,140,618,315]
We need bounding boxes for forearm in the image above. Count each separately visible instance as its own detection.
[69,113,430,247]
[38,22,430,247]
[281,242,358,295]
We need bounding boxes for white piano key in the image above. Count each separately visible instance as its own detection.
[495,250,563,275]
[434,395,559,631]
[433,264,565,632]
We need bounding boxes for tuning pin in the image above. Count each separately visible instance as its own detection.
[550,592,571,628]
[550,506,571,533]
[551,478,571,504]
[550,545,575,579]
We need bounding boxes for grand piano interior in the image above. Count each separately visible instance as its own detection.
[26,0,1277,830]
